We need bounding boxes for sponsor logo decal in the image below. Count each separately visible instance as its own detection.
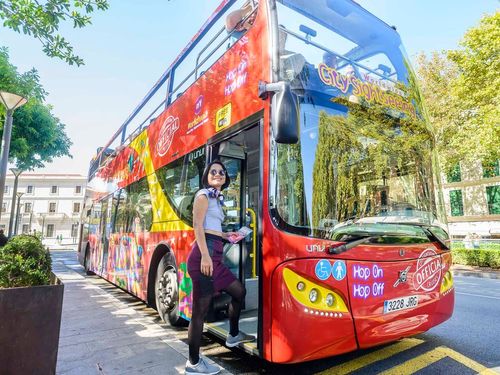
[156,116,180,156]
[305,244,325,253]
[224,55,248,96]
[413,248,442,291]
[215,103,232,131]
[194,95,203,115]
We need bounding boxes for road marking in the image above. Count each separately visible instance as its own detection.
[317,338,424,375]
[456,291,500,300]
[379,348,446,374]
[380,346,498,375]
[437,346,499,375]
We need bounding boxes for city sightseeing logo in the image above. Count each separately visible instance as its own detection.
[413,248,442,291]
[156,115,180,157]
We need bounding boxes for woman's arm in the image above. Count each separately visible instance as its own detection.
[192,194,213,276]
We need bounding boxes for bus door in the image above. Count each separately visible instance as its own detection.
[209,125,260,333]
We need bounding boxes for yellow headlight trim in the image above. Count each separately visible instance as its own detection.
[440,270,454,294]
[283,268,348,312]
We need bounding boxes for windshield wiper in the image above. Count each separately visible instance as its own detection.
[327,236,376,255]
[383,222,450,250]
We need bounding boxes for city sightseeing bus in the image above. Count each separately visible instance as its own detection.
[79,0,454,363]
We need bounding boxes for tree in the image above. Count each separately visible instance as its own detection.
[0,47,72,170]
[0,0,109,66]
[415,12,500,170]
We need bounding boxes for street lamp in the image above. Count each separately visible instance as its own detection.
[0,91,27,221]
[8,168,23,236]
[14,191,24,235]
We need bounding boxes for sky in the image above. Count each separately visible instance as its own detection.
[0,0,498,176]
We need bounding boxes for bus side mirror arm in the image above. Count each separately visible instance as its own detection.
[258,80,299,144]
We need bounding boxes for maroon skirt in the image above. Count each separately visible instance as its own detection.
[187,233,237,299]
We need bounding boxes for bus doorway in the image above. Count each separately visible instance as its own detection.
[207,124,260,354]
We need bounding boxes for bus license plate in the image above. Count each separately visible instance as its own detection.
[383,295,419,314]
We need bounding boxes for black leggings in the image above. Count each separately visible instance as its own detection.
[188,279,246,364]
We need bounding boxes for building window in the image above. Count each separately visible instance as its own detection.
[1,202,6,213]
[4,186,9,195]
[27,185,34,194]
[446,164,461,183]
[71,223,79,238]
[49,202,57,213]
[486,186,500,215]
[483,160,500,178]
[75,185,82,194]
[22,224,29,234]
[24,202,32,213]
[51,186,58,194]
[73,202,81,213]
[449,190,464,216]
[46,224,55,237]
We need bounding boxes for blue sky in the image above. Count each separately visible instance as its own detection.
[0,0,497,175]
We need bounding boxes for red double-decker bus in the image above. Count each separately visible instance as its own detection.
[79,0,454,363]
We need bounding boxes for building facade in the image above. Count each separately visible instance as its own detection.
[0,173,86,244]
[442,160,500,238]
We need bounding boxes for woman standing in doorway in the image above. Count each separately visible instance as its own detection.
[185,160,254,375]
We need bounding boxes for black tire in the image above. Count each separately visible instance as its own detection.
[84,245,94,275]
[155,253,188,327]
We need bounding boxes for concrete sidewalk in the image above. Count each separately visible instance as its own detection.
[451,264,500,279]
[51,251,232,375]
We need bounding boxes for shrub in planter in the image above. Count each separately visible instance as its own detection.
[0,234,63,375]
[0,234,52,288]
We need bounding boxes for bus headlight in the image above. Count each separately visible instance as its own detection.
[309,288,319,303]
[325,293,335,307]
[283,267,349,313]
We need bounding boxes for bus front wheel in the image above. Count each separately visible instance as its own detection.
[155,255,188,327]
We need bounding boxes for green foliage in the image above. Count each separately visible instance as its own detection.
[0,235,52,288]
[0,47,72,170]
[415,12,500,171]
[452,246,500,269]
[0,0,109,65]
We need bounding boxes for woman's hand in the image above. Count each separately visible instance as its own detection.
[200,254,213,277]
[225,231,239,239]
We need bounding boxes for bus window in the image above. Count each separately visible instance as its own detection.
[156,147,206,224]
[125,177,153,232]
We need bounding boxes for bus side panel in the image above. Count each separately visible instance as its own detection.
[270,260,357,363]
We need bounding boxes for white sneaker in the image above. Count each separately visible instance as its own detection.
[185,357,220,375]
[225,331,256,348]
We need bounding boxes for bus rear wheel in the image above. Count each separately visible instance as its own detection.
[155,255,188,327]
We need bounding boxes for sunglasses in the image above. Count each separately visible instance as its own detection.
[209,169,226,177]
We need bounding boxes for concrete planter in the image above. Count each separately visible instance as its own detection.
[0,273,64,375]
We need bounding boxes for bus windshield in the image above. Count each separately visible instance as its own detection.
[272,0,448,240]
